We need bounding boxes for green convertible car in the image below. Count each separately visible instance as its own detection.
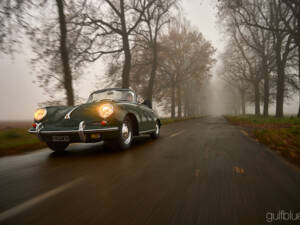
[28,88,161,152]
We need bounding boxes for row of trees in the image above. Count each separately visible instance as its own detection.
[218,0,300,117]
[130,19,215,117]
[0,0,215,118]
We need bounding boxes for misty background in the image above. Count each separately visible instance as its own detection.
[0,0,299,120]
[0,0,215,119]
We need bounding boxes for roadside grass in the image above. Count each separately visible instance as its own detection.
[0,116,203,157]
[225,115,300,166]
[226,115,300,126]
[0,128,46,157]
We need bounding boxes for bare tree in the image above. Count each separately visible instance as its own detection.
[220,42,251,115]
[55,0,74,106]
[135,0,178,103]
[268,0,296,117]
[232,29,264,116]
[0,0,83,106]
[0,0,32,55]
[218,0,297,117]
[77,0,155,88]
[156,20,215,118]
[227,0,275,116]
[282,0,300,116]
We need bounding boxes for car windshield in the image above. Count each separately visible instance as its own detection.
[87,90,136,103]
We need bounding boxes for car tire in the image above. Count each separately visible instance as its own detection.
[46,142,69,152]
[150,121,160,139]
[106,116,133,151]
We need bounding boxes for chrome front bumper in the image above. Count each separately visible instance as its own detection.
[28,121,119,142]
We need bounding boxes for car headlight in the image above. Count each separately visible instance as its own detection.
[34,108,47,121]
[98,103,114,119]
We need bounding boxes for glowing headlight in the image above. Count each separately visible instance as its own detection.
[98,103,114,119]
[34,108,47,121]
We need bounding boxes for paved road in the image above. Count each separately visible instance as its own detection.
[0,117,299,225]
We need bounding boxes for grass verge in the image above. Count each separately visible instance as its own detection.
[225,115,300,166]
[0,128,46,157]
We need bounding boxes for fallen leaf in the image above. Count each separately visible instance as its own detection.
[194,169,200,177]
[233,166,246,175]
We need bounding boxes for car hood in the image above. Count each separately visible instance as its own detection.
[42,100,115,125]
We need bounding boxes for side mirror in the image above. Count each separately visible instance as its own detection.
[143,99,152,109]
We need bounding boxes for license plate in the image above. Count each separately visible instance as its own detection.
[52,136,70,142]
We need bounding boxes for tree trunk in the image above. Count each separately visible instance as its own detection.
[56,0,74,106]
[275,48,285,117]
[171,81,175,118]
[120,0,131,88]
[184,87,189,118]
[254,82,261,116]
[275,73,284,117]
[121,35,131,88]
[177,84,182,118]
[297,1,300,117]
[240,89,246,115]
[263,61,270,117]
[146,45,158,103]
[183,93,187,118]
[298,46,300,117]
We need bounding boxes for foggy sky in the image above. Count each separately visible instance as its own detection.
[0,0,298,120]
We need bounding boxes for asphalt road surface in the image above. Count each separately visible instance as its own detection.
[0,117,299,225]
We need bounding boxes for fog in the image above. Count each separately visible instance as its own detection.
[0,0,299,120]
[206,77,299,116]
[0,0,219,120]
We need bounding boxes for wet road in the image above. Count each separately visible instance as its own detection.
[0,117,299,225]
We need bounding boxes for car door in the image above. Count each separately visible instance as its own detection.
[135,104,148,131]
[138,104,155,131]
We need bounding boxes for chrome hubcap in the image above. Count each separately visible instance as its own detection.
[121,122,131,145]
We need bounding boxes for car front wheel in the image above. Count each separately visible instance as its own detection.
[46,142,69,152]
[118,117,133,150]
[150,122,160,139]
[105,116,133,151]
